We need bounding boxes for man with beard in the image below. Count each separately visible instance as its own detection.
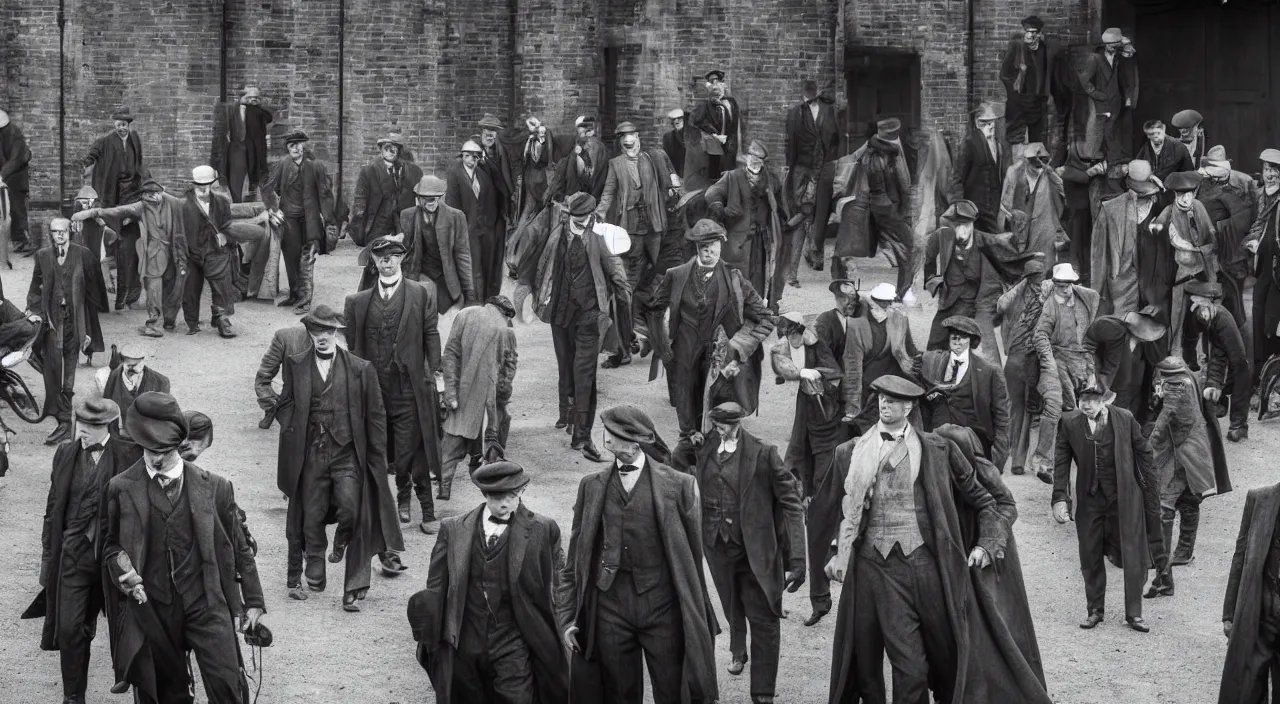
[1248,149,1280,381]
[1035,264,1101,449]
[996,260,1057,476]
[1079,28,1138,164]
[1083,305,1167,428]
[74,179,187,337]
[1136,120,1194,192]
[647,219,774,465]
[706,139,788,309]
[83,106,147,311]
[179,166,239,338]
[825,375,1051,704]
[596,121,680,367]
[212,85,273,203]
[517,192,630,462]
[558,405,720,704]
[350,131,423,248]
[1000,15,1069,145]
[261,131,336,314]
[832,118,916,296]
[693,401,805,704]
[924,200,1003,354]
[999,141,1065,271]
[27,217,107,445]
[663,108,689,179]
[1091,159,1169,316]
[1171,109,1206,167]
[1053,382,1162,633]
[1185,279,1251,442]
[447,140,504,300]
[840,283,920,434]
[0,107,32,254]
[1150,171,1219,352]
[385,175,475,311]
[100,342,171,467]
[691,69,742,183]
[274,305,405,610]
[1198,145,1256,332]
[915,316,1010,470]
[441,295,518,484]
[784,80,839,286]
[947,102,1009,234]
[344,236,444,534]
[1060,137,1108,286]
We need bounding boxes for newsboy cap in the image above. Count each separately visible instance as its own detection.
[746,140,768,160]
[566,192,597,217]
[126,392,189,452]
[1261,149,1280,167]
[941,315,982,344]
[601,405,657,444]
[283,130,309,146]
[704,69,726,82]
[460,140,483,155]
[376,132,404,149]
[300,304,346,331]
[1126,159,1162,196]
[1021,15,1045,30]
[118,341,152,360]
[1156,355,1192,375]
[1164,171,1202,192]
[615,121,639,136]
[477,114,504,131]
[667,108,686,120]
[973,102,1004,122]
[185,411,213,443]
[414,175,447,196]
[1101,27,1124,43]
[110,106,135,123]
[370,234,407,257]
[708,402,746,424]
[686,218,727,244]
[870,375,925,400]
[76,398,121,426]
[472,461,530,493]
[1024,141,1051,160]
[1171,109,1204,129]
[1184,279,1224,300]
[941,199,979,224]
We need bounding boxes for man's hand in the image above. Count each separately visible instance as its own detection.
[1149,222,1164,233]
[824,554,845,583]
[1224,620,1233,638]
[71,209,95,222]
[27,313,41,324]
[721,360,741,379]
[1204,387,1222,403]
[1053,501,1071,524]
[967,546,992,569]
[841,413,857,425]
[715,134,728,145]
[784,569,805,593]
[215,232,228,248]
[564,626,581,653]
[179,268,187,278]
[83,335,92,352]
[690,431,705,447]
[925,390,944,403]
[799,368,821,383]
[1246,240,1261,254]
[242,607,264,631]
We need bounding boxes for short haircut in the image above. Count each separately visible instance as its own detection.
[1143,120,1165,132]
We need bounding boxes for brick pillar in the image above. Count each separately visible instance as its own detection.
[514,0,601,137]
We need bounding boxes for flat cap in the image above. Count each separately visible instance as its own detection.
[1021,15,1045,30]
[300,304,346,331]
[1261,148,1280,166]
[868,282,897,302]
[460,140,483,154]
[376,132,404,148]
[118,341,152,359]
[704,69,726,82]
[1171,109,1204,129]
[615,121,639,135]
[1024,141,1051,159]
[370,233,408,257]
[191,165,217,185]
[74,184,99,201]
[941,199,979,224]
[941,315,981,343]
[566,191,597,217]
[686,218,727,244]
[1156,355,1192,375]
[1101,27,1124,43]
[1121,306,1167,341]
[185,410,213,441]
[1203,145,1230,167]
[1184,279,1224,299]
[76,397,121,425]
[126,392,189,452]
[708,401,746,424]
[414,174,447,196]
[1126,159,1162,195]
[136,179,165,195]
[477,113,504,130]
[601,405,657,444]
[828,278,858,296]
[1021,259,1046,277]
[746,140,768,160]
[870,375,925,400]
[110,106,135,123]
[1165,171,1202,192]
[471,461,530,493]
[282,130,309,145]
[667,108,686,120]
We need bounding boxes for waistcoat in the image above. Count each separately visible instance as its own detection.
[861,446,932,558]
[309,354,353,446]
[597,469,668,594]
[143,477,205,608]
[460,525,516,655]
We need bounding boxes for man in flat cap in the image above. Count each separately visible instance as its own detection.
[101,392,263,703]
[1151,170,1219,351]
[1035,263,1101,470]
[74,179,187,337]
[441,295,518,492]
[663,108,690,179]
[647,218,774,463]
[0,107,33,254]
[1137,120,1195,193]
[28,217,107,445]
[212,85,273,202]
[447,139,505,299]
[83,106,148,309]
[517,191,629,461]
[916,315,1011,469]
[706,139,790,309]
[412,459,569,704]
[1091,159,1169,317]
[1000,15,1071,145]
[947,102,1010,233]
[344,235,444,532]
[924,199,1004,355]
[99,341,170,467]
[840,282,920,434]
[1170,109,1205,166]
[832,117,917,297]
[1053,380,1162,633]
[827,375,1050,704]
[596,121,681,367]
[694,401,805,703]
[27,398,133,704]
[350,131,423,249]
[691,69,742,182]
[275,305,405,610]
[1184,279,1251,442]
[558,405,720,704]
[998,141,1066,271]
[1079,28,1138,163]
[1083,305,1168,429]
[180,165,242,339]
[261,130,336,314]
[785,81,840,280]
[1249,148,1280,381]
[995,259,1057,475]
[373,174,476,314]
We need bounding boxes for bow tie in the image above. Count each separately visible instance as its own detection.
[82,443,105,453]
[618,464,639,474]
[315,350,335,361]
[880,432,901,442]
[805,99,819,106]
[488,515,511,525]
[380,279,398,290]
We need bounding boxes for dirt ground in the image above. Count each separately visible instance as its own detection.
[0,239,1268,703]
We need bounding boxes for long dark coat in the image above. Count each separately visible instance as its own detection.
[84,131,147,207]
[411,503,569,704]
[211,102,273,192]
[1084,315,1166,425]
[705,167,788,303]
[28,243,107,418]
[560,136,610,201]
[828,431,1053,704]
[262,156,335,252]
[694,430,806,614]
[101,462,265,703]
[556,458,720,704]
[947,129,1010,229]
[275,347,404,586]
[784,99,839,170]
[350,160,424,246]
[1136,139,1195,185]
[690,96,742,168]
[597,148,678,235]
[773,311,847,491]
[917,350,1011,470]
[0,120,32,192]
[1220,483,1280,704]
[343,279,442,480]
[662,127,688,179]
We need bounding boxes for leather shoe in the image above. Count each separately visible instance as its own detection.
[727,654,748,675]
[45,422,70,446]
[216,318,237,338]
[1010,466,1025,476]
[752,697,775,704]
[277,295,299,308]
[601,353,631,369]
[804,607,830,627]
[379,552,408,574]
[579,440,606,462]
[1228,426,1248,442]
[342,592,361,612]
[1035,468,1053,484]
[110,681,131,694]
[287,584,308,601]
[1079,611,1104,629]
[140,324,164,338]
[1126,616,1150,633]
[420,519,439,534]
[329,542,346,563]
[397,501,411,524]
[186,324,201,335]
[258,408,276,430]
[1144,577,1174,599]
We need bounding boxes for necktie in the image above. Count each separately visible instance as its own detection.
[57,246,65,260]
[948,358,962,382]
[880,432,897,441]
[488,515,511,525]
[380,280,396,299]
[486,515,509,549]
[618,464,638,474]
[83,443,105,453]
[471,172,481,198]
[391,165,401,189]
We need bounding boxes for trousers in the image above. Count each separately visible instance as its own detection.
[144,263,182,328]
[451,622,534,704]
[1075,489,1144,619]
[57,537,102,699]
[297,430,360,589]
[806,447,841,610]
[705,539,780,698]
[182,249,234,328]
[42,310,79,423]
[136,595,248,704]
[551,309,601,439]
[615,228,662,353]
[115,221,142,307]
[281,216,306,296]
[594,571,685,704]
[384,388,431,516]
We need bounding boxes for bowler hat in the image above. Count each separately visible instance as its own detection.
[376,132,404,149]
[110,106,135,123]
[667,108,686,120]
[708,402,746,424]
[471,461,530,493]
[601,405,657,444]
[1121,306,1168,342]
[1051,263,1080,283]
[487,295,516,319]
[746,140,768,160]
[941,315,981,344]
[75,184,98,201]
[1126,160,1162,196]
[973,102,1004,122]
[1261,149,1280,167]
[1184,279,1223,300]
[300,304,346,331]
[870,375,925,400]
[1171,109,1203,129]
[941,200,979,224]
[868,282,897,302]
[1021,15,1045,30]
[566,192,597,217]
[76,398,121,426]
[704,69,726,82]
[370,234,407,257]
[876,117,901,141]
[1165,171,1202,192]
[615,121,639,136]
[190,165,218,185]
[686,218,727,244]
[413,175,447,196]
[126,392,189,452]
[828,278,858,296]
[1101,27,1123,43]
[477,114,504,131]
[283,130,309,146]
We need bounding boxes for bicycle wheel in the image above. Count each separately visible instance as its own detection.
[3,371,43,423]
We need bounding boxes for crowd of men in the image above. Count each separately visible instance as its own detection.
[6,12,1280,704]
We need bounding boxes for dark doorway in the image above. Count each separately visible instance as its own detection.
[845,50,922,173]
[1106,0,1280,175]
[600,46,621,142]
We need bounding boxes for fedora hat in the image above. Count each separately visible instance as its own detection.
[1051,263,1080,283]
[300,304,346,331]
[1261,148,1280,167]
[413,175,446,196]
[76,398,121,426]
[973,102,1004,122]
[190,165,218,185]
[1121,306,1168,342]
[1101,27,1124,43]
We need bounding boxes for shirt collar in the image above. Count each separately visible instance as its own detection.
[949,350,970,366]
[1088,407,1110,428]
[379,273,403,290]
[876,422,910,442]
[145,452,183,482]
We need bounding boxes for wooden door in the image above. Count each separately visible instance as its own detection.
[846,52,922,173]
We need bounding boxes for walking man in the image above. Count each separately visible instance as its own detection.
[83,106,147,310]
[100,342,170,467]
[350,131,423,247]
[447,140,504,299]
[1219,481,1280,703]
[180,165,238,338]
[691,69,742,183]
[840,283,920,434]
[947,103,1009,233]
[916,315,1011,469]
[254,322,312,430]
[261,130,335,314]
[212,85,272,202]
[0,107,32,253]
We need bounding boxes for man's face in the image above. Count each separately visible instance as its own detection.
[417,195,440,212]
[955,222,974,243]
[1079,394,1105,419]
[1264,163,1280,188]
[1053,281,1073,297]
[242,94,260,106]
[114,120,131,139]
[696,240,722,267]
[484,488,523,520]
[143,447,177,470]
[672,117,685,131]
[977,118,996,139]
[570,213,592,231]
[707,79,725,99]
[948,332,971,357]
[309,328,338,354]
[1145,127,1165,149]
[1178,126,1199,144]
[194,183,212,200]
[622,135,640,155]
[869,298,892,320]
[381,144,400,162]
[179,435,211,462]
[1175,190,1197,209]
[376,253,403,278]
[1193,295,1215,322]
[525,117,540,135]
[877,395,911,425]
[602,431,641,462]
[786,330,806,348]
[711,420,739,439]
[1026,156,1046,173]
[287,142,306,160]
[1105,41,1122,55]
[462,151,480,169]
[480,129,497,147]
[50,224,70,247]
[834,292,859,317]
[1024,27,1042,44]
[121,356,146,376]
[75,198,96,211]
[75,421,110,446]
[745,154,764,174]
[576,126,591,140]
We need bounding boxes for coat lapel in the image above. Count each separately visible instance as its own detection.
[577,474,606,575]
[396,282,415,344]
[509,505,532,593]
[737,433,761,500]
[288,347,314,419]
[124,466,151,572]
[185,465,217,562]
[450,507,481,597]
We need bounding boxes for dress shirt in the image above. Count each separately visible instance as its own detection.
[379,274,402,301]
[146,452,184,495]
[122,366,143,392]
[947,350,970,383]
[718,431,739,455]
[196,197,211,217]
[315,352,334,381]
[482,505,514,542]
[1138,198,1155,222]
[789,340,806,371]
[464,165,481,197]
[1087,407,1110,436]
[808,100,820,123]
[81,437,106,466]
[238,104,246,128]
[616,452,647,493]
[870,422,922,482]
[987,136,999,163]
[835,310,848,334]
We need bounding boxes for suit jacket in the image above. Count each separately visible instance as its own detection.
[773,312,848,490]
[785,100,839,170]
[662,127,688,178]
[523,216,630,334]
[924,227,1001,311]
[445,161,501,235]
[255,325,311,412]
[179,190,234,263]
[0,121,32,192]
[562,136,610,201]
[695,430,806,615]
[1202,304,1250,392]
[556,458,720,702]
[261,157,335,251]
[1220,484,1280,704]
[1083,315,1165,423]
[917,350,1010,469]
[411,504,568,704]
[1091,191,1150,316]
[691,96,742,163]
[840,310,918,412]
[211,102,272,187]
[948,129,1009,221]
[94,194,190,278]
[84,131,147,208]
[597,149,677,234]
[350,160,424,246]
[396,203,475,304]
[441,303,517,440]
[1079,48,1136,116]
[1136,139,1194,183]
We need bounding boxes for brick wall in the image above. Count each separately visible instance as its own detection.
[515,0,603,142]
[443,0,516,163]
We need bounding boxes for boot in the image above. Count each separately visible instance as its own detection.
[437,473,453,501]
[555,407,571,430]
[292,244,316,315]
[397,495,411,524]
[1172,506,1199,566]
[1145,518,1176,598]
